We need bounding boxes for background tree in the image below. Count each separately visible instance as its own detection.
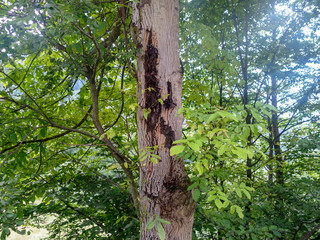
[180,0,320,239]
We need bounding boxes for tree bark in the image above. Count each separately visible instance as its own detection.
[132,1,195,239]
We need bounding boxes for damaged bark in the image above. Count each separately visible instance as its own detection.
[132,0,195,239]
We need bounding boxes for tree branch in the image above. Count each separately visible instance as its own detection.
[0,125,49,169]
[0,104,92,153]
[301,222,320,240]
[0,71,54,124]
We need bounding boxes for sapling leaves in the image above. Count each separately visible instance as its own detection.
[193,188,201,202]
[170,145,185,156]
[147,217,157,231]
[147,215,170,240]
[157,223,165,240]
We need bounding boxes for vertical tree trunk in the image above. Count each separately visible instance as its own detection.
[271,73,284,224]
[132,1,195,239]
[268,132,274,182]
[232,0,252,181]
[268,1,283,186]
[271,74,283,184]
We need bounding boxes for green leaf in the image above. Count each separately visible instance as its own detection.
[195,138,204,146]
[236,206,244,219]
[202,158,209,170]
[222,199,230,208]
[150,154,161,159]
[243,126,250,139]
[108,164,119,170]
[187,141,200,151]
[172,139,188,144]
[147,217,157,231]
[15,228,26,235]
[143,108,150,120]
[158,218,171,225]
[217,111,239,122]
[150,158,158,164]
[246,186,255,192]
[40,127,47,137]
[157,223,165,240]
[193,189,200,202]
[177,107,184,115]
[251,108,262,122]
[215,198,223,209]
[16,220,24,226]
[129,103,138,111]
[207,195,216,202]
[195,161,203,175]
[197,124,204,134]
[187,182,199,191]
[266,104,277,112]
[230,205,235,214]
[0,90,9,98]
[1,228,10,239]
[242,189,251,200]
[170,145,185,156]
[9,133,18,144]
[232,147,248,159]
[99,132,108,140]
[273,231,281,237]
[206,113,218,123]
[199,183,208,192]
[217,144,227,156]
[139,153,149,162]
[235,188,242,198]
[269,225,277,231]
[108,130,116,140]
[250,124,259,136]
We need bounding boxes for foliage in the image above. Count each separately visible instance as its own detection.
[179,0,320,239]
[0,0,139,239]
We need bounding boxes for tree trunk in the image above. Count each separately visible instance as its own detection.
[132,1,195,239]
[271,74,283,184]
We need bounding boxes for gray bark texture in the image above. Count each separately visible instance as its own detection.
[132,0,195,239]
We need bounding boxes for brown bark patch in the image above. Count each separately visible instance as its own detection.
[163,176,177,193]
[160,178,195,220]
[160,117,175,148]
[144,30,161,134]
[163,81,176,109]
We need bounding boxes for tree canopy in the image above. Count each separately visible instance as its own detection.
[0,0,319,239]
